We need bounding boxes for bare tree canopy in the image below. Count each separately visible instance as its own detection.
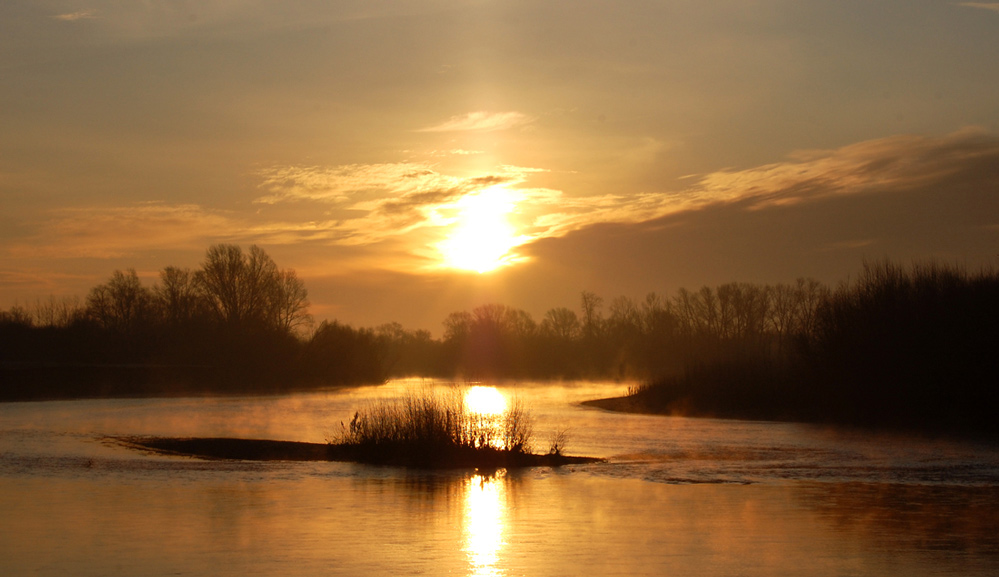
[86,269,155,334]
[193,244,311,332]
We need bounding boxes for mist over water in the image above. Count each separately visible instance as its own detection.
[2,380,999,576]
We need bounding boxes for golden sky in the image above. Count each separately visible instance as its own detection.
[2,1,998,331]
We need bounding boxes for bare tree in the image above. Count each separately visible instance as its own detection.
[693,286,719,335]
[28,296,84,327]
[641,292,681,339]
[794,277,829,337]
[540,307,580,340]
[273,268,312,333]
[768,283,798,345]
[442,311,473,342]
[155,266,202,326]
[580,291,604,338]
[194,244,308,332]
[673,287,697,336]
[1,305,33,326]
[87,269,155,334]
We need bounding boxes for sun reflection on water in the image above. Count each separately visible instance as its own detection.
[464,386,510,450]
[463,473,507,577]
[465,386,507,416]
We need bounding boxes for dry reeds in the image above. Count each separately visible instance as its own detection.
[335,386,534,456]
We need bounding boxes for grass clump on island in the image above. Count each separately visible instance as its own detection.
[328,387,589,469]
[124,386,598,469]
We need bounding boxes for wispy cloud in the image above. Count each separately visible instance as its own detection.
[251,128,999,269]
[5,203,238,259]
[427,149,485,157]
[417,111,534,133]
[958,3,999,13]
[496,128,999,246]
[819,239,878,252]
[53,10,98,21]
[684,127,999,210]
[30,129,990,275]
[255,163,471,205]
[256,163,535,247]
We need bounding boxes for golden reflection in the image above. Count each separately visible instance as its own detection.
[463,473,507,577]
[464,386,509,449]
[465,386,507,416]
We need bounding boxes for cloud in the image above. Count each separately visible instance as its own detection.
[4,128,995,314]
[427,149,485,158]
[53,10,98,21]
[958,3,999,13]
[254,163,465,205]
[507,128,999,253]
[684,127,999,210]
[24,125,992,267]
[250,129,999,259]
[4,203,238,259]
[245,128,999,274]
[40,2,454,42]
[255,162,527,245]
[417,111,534,133]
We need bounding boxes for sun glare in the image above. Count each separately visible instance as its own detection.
[464,386,507,416]
[438,189,523,273]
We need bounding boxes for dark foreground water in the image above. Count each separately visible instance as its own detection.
[2,380,998,576]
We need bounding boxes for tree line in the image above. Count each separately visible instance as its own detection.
[621,261,999,436]
[3,247,997,436]
[1,242,831,397]
[436,278,829,379]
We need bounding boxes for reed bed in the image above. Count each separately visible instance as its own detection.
[334,386,534,458]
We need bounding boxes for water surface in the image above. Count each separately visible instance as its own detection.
[2,380,998,576]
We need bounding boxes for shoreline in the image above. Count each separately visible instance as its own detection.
[120,436,604,470]
[579,395,658,415]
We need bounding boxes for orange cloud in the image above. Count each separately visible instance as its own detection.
[19,129,988,277]
[4,203,238,259]
[53,10,97,21]
[687,127,999,210]
[248,128,999,269]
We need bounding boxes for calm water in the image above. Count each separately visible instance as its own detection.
[2,380,998,576]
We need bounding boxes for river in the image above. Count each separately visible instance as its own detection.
[2,380,998,576]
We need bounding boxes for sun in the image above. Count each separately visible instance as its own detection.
[437,188,524,273]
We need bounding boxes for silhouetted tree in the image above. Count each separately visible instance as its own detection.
[154,266,203,327]
[303,320,386,384]
[195,244,276,329]
[194,244,310,333]
[374,322,442,376]
[540,307,580,340]
[274,269,312,333]
[441,304,539,377]
[23,296,85,328]
[580,291,604,338]
[86,269,157,335]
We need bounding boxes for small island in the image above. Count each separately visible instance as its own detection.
[120,389,601,470]
[121,437,599,469]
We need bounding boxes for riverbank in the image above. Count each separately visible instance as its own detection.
[580,395,656,414]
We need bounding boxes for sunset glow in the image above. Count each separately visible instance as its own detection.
[3,2,999,576]
[437,189,524,273]
[1,1,997,331]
